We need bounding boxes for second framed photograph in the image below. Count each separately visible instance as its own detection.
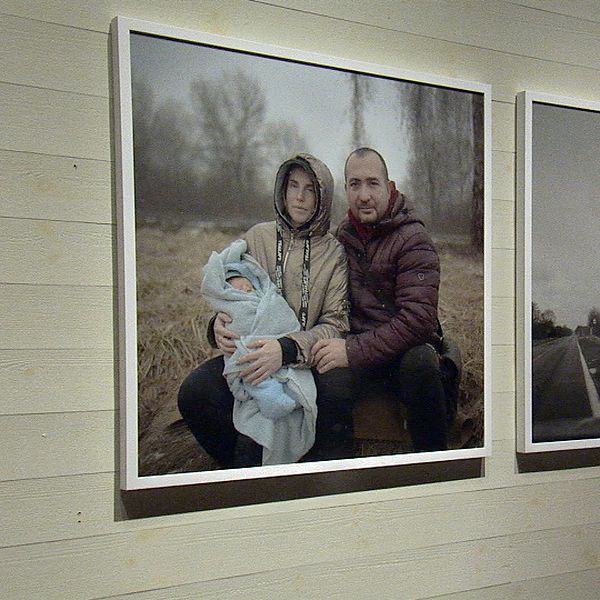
[112,17,492,491]
[517,91,600,453]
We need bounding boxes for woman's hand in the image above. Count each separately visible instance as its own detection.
[236,339,283,385]
[214,312,238,356]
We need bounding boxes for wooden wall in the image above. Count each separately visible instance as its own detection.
[2,1,600,597]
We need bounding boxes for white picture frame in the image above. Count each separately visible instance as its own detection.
[112,16,492,491]
[517,90,600,453]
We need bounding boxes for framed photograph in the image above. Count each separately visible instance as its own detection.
[517,91,600,453]
[112,16,491,490]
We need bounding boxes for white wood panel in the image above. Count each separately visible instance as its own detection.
[0,0,236,33]
[492,150,514,202]
[427,568,600,599]
[515,1,600,22]
[491,248,513,299]
[1,412,114,481]
[0,15,109,96]
[5,0,600,72]
[92,568,600,599]
[491,391,514,441]
[0,150,112,223]
[3,439,600,550]
[492,345,514,394]
[0,218,114,286]
[0,349,114,415]
[3,520,600,599]
[256,0,600,70]
[492,199,514,250]
[86,569,600,600]
[0,473,121,547]
[0,284,113,349]
[4,461,600,547]
[492,100,514,153]
[4,1,600,104]
[0,82,110,160]
[491,297,514,346]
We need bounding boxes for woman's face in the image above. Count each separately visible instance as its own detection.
[284,167,317,227]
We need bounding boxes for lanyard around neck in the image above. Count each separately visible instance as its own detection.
[275,224,311,330]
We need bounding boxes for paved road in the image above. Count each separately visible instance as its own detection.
[532,335,592,421]
[531,334,600,442]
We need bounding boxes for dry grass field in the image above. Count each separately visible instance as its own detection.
[134,225,484,476]
[436,238,485,448]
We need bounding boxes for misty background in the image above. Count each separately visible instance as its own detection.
[532,101,600,331]
[130,32,483,247]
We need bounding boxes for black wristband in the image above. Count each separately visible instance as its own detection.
[278,337,299,365]
[207,314,218,348]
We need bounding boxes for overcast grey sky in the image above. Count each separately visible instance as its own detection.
[130,32,412,189]
[532,101,600,329]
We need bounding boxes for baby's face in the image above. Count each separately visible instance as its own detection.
[227,276,254,293]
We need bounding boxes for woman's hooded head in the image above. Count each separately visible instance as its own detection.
[274,153,334,236]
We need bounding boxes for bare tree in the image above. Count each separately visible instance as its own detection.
[588,307,600,336]
[191,71,267,188]
[264,121,310,174]
[132,70,312,226]
[132,79,200,221]
[532,302,542,322]
[348,73,372,148]
[532,304,571,339]
[399,84,475,238]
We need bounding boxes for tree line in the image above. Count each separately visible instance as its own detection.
[132,68,484,249]
[532,303,600,340]
[531,303,571,340]
[132,71,307,227]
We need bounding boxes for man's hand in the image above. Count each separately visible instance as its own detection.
[237,339,283,385]
[214,312,238,356]
[312,338,349,373]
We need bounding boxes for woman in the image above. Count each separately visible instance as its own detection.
[178,153,354,468]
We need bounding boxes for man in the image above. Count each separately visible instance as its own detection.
[312,147,448,452]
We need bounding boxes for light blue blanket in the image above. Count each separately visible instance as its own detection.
[201,239,317,465]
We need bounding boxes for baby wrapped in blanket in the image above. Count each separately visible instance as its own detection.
[201,239,317,465]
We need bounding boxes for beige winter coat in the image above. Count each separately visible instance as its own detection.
[244,153,349,365]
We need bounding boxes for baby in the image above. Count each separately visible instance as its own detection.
[200,238,317,466]
[223,264,297,420]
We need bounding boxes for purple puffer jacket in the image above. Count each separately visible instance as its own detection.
[336,193,440,369]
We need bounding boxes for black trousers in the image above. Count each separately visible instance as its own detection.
[178,356,355,468]
[355,344,448,452]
